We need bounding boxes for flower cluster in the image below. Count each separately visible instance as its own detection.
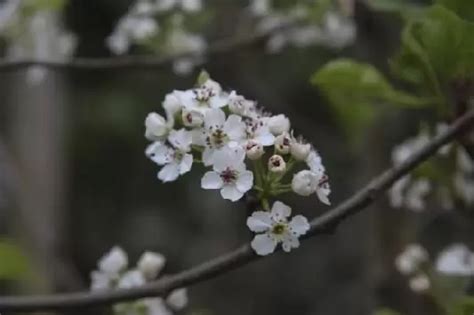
[145,71,331,255]
[389,126,474,212]
[107,0,206,74]
[395,244,431,293]
[91,247,188,315]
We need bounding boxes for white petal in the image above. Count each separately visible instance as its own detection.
[158,163,180,182]
[256,131,275,146]
[90,271,112,291]
[282,234,300,252]
[251,234,277,256]
[236,170,254,193]
[224,115,246,141]
[98,246,128,275]
[436,244,474,276]
[202,148,215,166]
[220,185,244,201]
[289,215,310,236]
[204,108,226,129]
[209,95,228,108]
[137,252,166,280]
[117,270,146,289]
[247,211,273,232]
[146,142,172,165]
[270,201,292,222]
[168,128,192,151]
[166,288,188,310]
[316,184,331,205]
[201,171,223,189]
[179,154,193,175]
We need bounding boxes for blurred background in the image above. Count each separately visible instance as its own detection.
[0,0,473,315]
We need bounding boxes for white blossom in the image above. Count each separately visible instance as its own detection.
[145,112,171,141]
[137,251,166,280]
[290,138,311,161]
[268,155,286,173]
[436,244,474,276]
[409,274,430,293]
[245,140,265,160]
[228,91,256,117]
[274,132,291,154]
[146,129,193,182]
[266,114,290,135]
[176,80,228,113]
[395,243,429,275]
[292,170,318,196]
[293,151,331,205]
[201,147,254,201]
[118,270,146,289]
[242,117,275,148]
[247,201,310,255]
[98,246,128,276]
[166,288,188,310]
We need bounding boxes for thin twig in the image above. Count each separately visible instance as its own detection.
[0,109,473,313]
[0,23,294,72]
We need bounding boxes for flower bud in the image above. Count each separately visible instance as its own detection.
[182,109,204,127]
[409,274,430,293]
[291,170,318,196]
[267,114,290,135]
[268,155,286,173]
[246,141,264,160]
[137,251,166,280]
[290,141,311,161]
[98,246,128,275]
[145,112,168,141]
[274,133,291,154]
[166,288,188,310]
[163,92,182,121]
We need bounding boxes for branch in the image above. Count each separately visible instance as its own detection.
[0,23,294,72]
[0,109,473,313]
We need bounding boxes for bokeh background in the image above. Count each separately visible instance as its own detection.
[0,1,472,315]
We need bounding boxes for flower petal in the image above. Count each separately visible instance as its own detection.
[201,171,223,189]
[220,185,244,201]
[282,234,300,253]
[247,211,273,232]
[146,142,172,165]
[179,154,193,175]
[202,148,215,166]
[224,115,246,141]
[158,163,180,182]
[168,128,192,151]
[289,215,310,236]
[204,108,226,129]
[251,234,277,256]
[270,201,292,222]
[236,170,254,193]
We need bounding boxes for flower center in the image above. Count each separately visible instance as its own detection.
[272,223,287,235]
[220,167,238,184]
[194,87,215,104]
[207,129,229,148]
[173,150,184,162]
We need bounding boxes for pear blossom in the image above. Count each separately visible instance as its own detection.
[245,140,264,160]
[146,129,193,182]
[266,114,290,135]
[290,137,311,161]
[176,79,228,113]
[291,170,318,196]
[409,274,430,293]
[436,244,474,276]
[247,201,310,255]
[138,251,166,280]
[91,246,128,291]
[166,288,188,310]
[196,108,246,166]
[201,147,253,201]
[268,155,286,173]
[395,243,429,275]
[274,132,291,154]
[228,91,256,117]
[145,113,171,141]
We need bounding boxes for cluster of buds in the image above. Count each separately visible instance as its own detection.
[91,247,188,315]
[145,71,331,255]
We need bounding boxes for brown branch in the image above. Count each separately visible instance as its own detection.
[0,109,473,313]
[0,23,294,72]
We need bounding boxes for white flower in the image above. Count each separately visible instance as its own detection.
[268,155,286,173]
[176,79,228,113]
[290,138,311,161]
[166,288,188,310]
[274,132,291,154]
[181,108,204,127]
[267,114,290,135]
[201,147,253,201]
[395,244,429,275]
[98,246,128,276]
[145,112,170,141]
[436,244,474,276]
[306,150,331,205]
[90,271,113,291]
[389,176,410,208]
[228,91,256,117]
[117,270,146,289]
[247,201,310,256]
[163,92,183,122]
[197,108,246,166]
[245,140,264,160]
[292,170,318,196]
[137,251,166,280]
[242,117,275,148]
[405,179,431,211]
[409,274,430,293]
[146,129,193,182]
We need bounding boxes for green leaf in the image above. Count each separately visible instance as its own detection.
[449,296,474,315]
[0,240,30,280]
[196,70,210,86]
[436,0,474,21]
[311,59,430,143]
[391,5,474,102]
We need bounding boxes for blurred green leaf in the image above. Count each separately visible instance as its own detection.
[449,296,474,315]
[0,240,30,280]
[311,59,430,143]
[196,70,211,86]
[436,0,474,21]
[373,308,403,315]
[366,0,425,18]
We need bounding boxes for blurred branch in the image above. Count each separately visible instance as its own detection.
[0,23,295,72]
[0,109,472,313]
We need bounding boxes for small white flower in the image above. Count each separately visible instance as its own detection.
[166,288,188,310]
[267,114,290,135]
[306,150,331,205]
[247,201,310,256]
[409,273,430,293]
[389,176,410,208]
[292,170,318,196]
[145,112,170,141]
[228,91,256,117]
[274,132,291,154]
[395,243,429,275]
[245,140,264,160]
[290,138,311,161]
[137,251,166,280]
[163,92,183,122]
[242,117,275,148]
[201,147,253,201]
[181,108,204,127]
[405,179,431,212]
[117,270,146,289]
[146,129,193,182]
[268,155,286,173]
[176,79,228,113]
[436,244,474,276]
[98,246,128,276]
[197,108,246,166]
